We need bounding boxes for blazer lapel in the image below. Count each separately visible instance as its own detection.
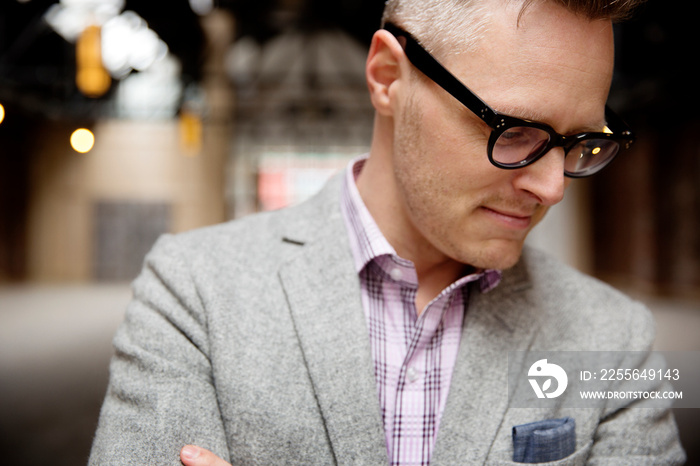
[277,180,388,465]
[431,258,538,465]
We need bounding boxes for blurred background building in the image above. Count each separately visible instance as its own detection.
[0,0,697,464]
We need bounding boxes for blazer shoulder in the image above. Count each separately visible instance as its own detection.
[519,246,655,351]
[136,171,349,298]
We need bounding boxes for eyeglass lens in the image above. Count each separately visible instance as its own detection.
[563,139,620,176]
[492,127,551,165]
[492,127,620,176]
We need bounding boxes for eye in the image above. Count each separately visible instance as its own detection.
[496,126,549,148]
[499,129,527,144]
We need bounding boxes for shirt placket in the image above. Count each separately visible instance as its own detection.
[391,284,454,466]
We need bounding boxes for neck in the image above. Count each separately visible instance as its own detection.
[357,115,467,312]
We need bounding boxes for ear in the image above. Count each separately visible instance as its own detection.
[366,29,407,116]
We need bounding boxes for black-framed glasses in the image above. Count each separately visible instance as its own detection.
[384,23,635,178]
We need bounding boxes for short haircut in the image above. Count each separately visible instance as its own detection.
[382,0,646,58]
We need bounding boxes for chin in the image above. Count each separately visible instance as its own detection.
[461,240,525,271]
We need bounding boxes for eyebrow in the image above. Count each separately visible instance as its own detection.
[493,103,607,135]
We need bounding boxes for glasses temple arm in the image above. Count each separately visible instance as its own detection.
[383,23,499,126]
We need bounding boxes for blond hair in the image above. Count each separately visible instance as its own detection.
[382,0,493,57]
[382,0,645,57]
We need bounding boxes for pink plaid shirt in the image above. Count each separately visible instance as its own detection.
[340,157,502,466]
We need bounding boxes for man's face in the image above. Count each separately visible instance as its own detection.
[389,1,615,270]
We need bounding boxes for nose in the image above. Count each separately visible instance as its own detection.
[513,148,567,206]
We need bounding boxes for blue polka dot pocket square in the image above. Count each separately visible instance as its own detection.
[512,417,576,463]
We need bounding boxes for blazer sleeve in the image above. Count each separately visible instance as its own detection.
[587,387,685,465]
[583,303,686,465]
[89,235,230,465]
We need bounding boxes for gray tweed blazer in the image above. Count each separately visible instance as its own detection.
[89,172,685,465]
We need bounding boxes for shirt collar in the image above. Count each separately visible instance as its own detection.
[340,155,502,293]
[340,155,396,274]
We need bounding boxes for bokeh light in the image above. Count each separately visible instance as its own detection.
[76,25,111,97]
[70,128,95,153]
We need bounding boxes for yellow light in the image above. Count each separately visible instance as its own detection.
[603,126,613,134]
[179,109,203,156]
[70,128,95,153]
[592,147,601,155]
[76,25,111,98]
[0,103,4,125]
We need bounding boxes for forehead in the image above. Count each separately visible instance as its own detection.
[443,1,615,132]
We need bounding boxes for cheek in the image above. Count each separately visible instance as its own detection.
[419,112,493,182]
[395,86,507,210]
[529,206,550,229]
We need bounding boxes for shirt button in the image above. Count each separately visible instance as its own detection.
[390,268,403,281]
[406,367,419,383]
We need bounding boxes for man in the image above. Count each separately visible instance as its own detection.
[90,0,686,464]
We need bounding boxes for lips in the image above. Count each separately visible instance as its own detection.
[481,206,535,230]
